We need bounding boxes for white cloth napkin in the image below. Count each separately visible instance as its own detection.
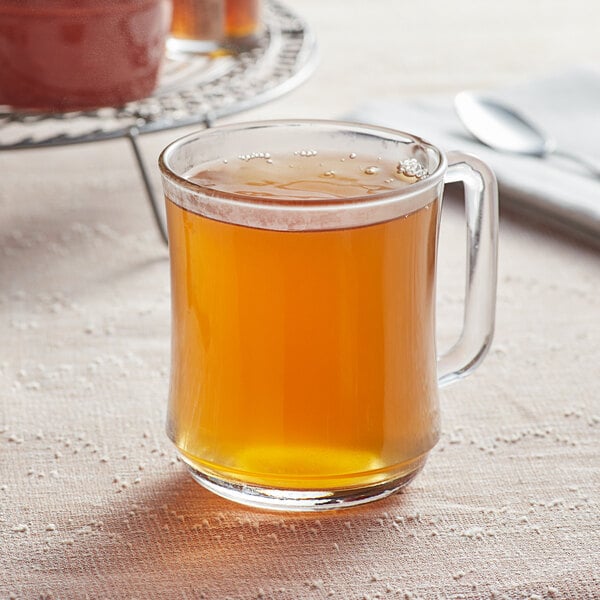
[349,67,600,244]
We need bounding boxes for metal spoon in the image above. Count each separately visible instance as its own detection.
[454,91,600,178]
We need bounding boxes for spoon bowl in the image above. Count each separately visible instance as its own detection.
[454,91,555,157]
[454,91,599,178]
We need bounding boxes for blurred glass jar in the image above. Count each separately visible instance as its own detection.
[0,0,172,112]
[168,0,261,54]
[169,0,224,54]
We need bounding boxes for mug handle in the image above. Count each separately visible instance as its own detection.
[437,151,499,387]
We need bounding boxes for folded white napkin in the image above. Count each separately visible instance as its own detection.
[349,67,600,244]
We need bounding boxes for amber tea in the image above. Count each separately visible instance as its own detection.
[225,0,261,40]
[166,152,440,490]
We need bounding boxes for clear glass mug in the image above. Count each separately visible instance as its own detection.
[159,120,498,511]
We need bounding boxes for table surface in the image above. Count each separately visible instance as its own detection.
[1,1,599,598]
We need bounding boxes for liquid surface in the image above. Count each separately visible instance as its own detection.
[188,151,426,202]
[166,156,439,490]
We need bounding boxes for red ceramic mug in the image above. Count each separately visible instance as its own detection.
[0,0,171,111]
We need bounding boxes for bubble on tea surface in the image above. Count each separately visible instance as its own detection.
[397,158,429,181]
[364,166,380,175]
[299,149,317,157]
[349,152,357,159]
[323,170,335,177]
[238,152,270,162]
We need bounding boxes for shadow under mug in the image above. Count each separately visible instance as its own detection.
[158,120,498,511]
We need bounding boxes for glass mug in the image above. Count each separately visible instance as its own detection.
[159,120,498,511]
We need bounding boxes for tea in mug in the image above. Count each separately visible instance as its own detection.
[165,150,441,491]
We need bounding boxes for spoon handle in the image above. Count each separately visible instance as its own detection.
[553,148,600,179]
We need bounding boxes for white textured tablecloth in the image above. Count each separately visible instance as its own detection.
[1,1,600,598]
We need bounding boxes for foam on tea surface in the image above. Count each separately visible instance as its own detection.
[187,151,429,202]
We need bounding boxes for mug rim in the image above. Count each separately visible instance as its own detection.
[158,119,447,210]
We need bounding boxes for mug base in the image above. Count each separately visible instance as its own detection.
[183,455,427,512]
